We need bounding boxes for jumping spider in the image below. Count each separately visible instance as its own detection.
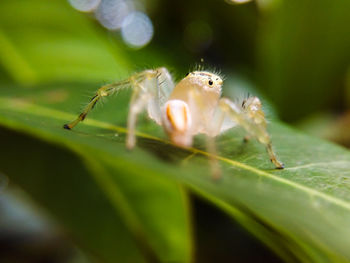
[64,67,284,176]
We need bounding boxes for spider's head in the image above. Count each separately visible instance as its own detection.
[185,71,223,93]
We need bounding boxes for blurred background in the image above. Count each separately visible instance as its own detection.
[0,0,349,262]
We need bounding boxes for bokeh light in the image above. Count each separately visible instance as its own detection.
[68,0,101,12]
[121,11,153,48]
[68,0,154,48]
[225,0,253,4]
[95,0,134,30]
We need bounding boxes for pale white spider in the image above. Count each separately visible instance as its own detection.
[64,67,284,176]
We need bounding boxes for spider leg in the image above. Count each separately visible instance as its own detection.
[205,107,227,179]
[206,135,222,179]
[219,98,284,169]
[63,76,142,130]
[127,68,174,149]
[64,68,174,149]
[126,85,152,149]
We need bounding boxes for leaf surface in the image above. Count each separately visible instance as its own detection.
[0,0,130,84]
[0,84,193,263]
[1,83,350,262]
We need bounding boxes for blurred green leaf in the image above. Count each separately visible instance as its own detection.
[258,0,350,121]
[0,83,193,263]
[0,0,130,84]
[1,83,350,262]
[1,0,350,262]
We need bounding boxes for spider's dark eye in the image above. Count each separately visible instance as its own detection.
[208,80,213,86]
[185,72,190,76]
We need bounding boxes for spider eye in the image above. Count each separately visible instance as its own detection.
[185,72,190,76]
[208,80,213,86]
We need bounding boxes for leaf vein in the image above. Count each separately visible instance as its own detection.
[1,97,350,211]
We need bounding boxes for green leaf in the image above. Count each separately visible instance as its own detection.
[0,84,193,263]
[0,0,131,84]
[0,0,196,261]
[258,0,350,121]
[1,83,350,262]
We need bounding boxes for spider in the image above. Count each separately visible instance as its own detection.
[63,67,284,176]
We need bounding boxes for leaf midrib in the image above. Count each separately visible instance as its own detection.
[1,97,350,211]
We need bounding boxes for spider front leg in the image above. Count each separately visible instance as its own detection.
[63,73,145,130]
[63,82,125,130]
[206,135,222,179]
[126,86,152,149]
[205,108,228,179]
[219,97,284,169]
[64,68,175,149]
[126,68,175,149]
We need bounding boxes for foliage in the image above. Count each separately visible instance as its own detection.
[1,0,350,262]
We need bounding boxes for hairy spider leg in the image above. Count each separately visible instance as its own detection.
[205,107,228,179]
[63,78,139,130]
[219,98,284,169]
[127,68,175,148]
[186,89,223,179]
[187,88,225,179]
[64,68,175,149]
[126,85,151,149]
[205,135,222,179]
